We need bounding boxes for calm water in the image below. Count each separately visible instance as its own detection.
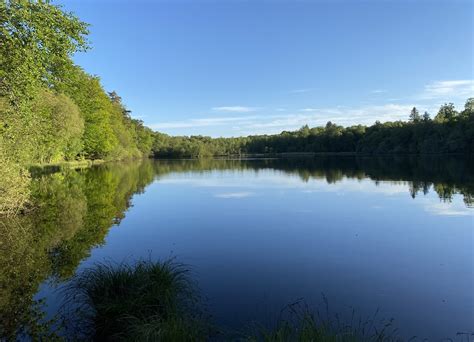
[1,156,473,340]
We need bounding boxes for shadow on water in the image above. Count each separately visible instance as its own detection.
[0,155,472,340]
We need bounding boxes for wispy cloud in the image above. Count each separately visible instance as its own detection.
[371,89,387,94]
[243,104,414,132]
[212,106,258,113]
[150,116,260,129]
[151,104,418,135]
[419,80,474,100]
[150,80,471,136]
[214,192,255,199]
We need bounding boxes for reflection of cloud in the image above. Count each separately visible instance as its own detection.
[159,171,409,196]
[424,202,472,216]
[158,170,473,213]
[214,192,254,199]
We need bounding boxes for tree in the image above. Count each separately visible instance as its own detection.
[0,0,88,101]
[435,103,458,122]
[422,111,431,122]
[409,107,421,122]
[299,125,310,138]
[31,90,84,163]
[57,66,118,159]
[0,0,88,164]
[461,98,474,118]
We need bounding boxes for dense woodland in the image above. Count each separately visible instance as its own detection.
[0,1,472,215]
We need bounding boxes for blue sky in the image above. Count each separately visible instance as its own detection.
[60,0,473,137]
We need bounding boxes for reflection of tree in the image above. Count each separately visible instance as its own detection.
[151,155,473,205]
[0,159,155,339]
[1,155,472,338]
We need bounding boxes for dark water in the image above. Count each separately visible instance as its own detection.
[1,156,473,340]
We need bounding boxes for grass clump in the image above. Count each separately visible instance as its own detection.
[63,259,211,341]
[246,300,400,342]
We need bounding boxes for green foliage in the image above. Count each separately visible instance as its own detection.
[31,89,84,163]
[0,141,30,215]
[0,0,88,102]
[56,66,118,159]
[1,0,154,180]
[247,302,398,342]
[0,0,88,165]
[63,259,210,341]
[434,103,458,123]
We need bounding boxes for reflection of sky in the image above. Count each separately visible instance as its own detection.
[158,169,473,217]
[38,166,473,341]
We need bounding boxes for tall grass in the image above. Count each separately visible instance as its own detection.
[246,299,401,342]
[62,259,211,341]
[61,260,469,341]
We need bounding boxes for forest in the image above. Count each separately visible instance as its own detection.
[1,1,473,215]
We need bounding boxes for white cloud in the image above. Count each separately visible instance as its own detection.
[212,106,258,113]
[149,116,260,130]
[371,89,387,94]
[151,104,419,136]
[243,104,414,133]
[419,80,474,100]
[150,80,472,136]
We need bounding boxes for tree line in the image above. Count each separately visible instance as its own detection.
[152,100,474,158]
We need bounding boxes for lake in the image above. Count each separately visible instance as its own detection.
[1,156,473,340]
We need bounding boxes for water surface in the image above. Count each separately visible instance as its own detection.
[1,156,473,340]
